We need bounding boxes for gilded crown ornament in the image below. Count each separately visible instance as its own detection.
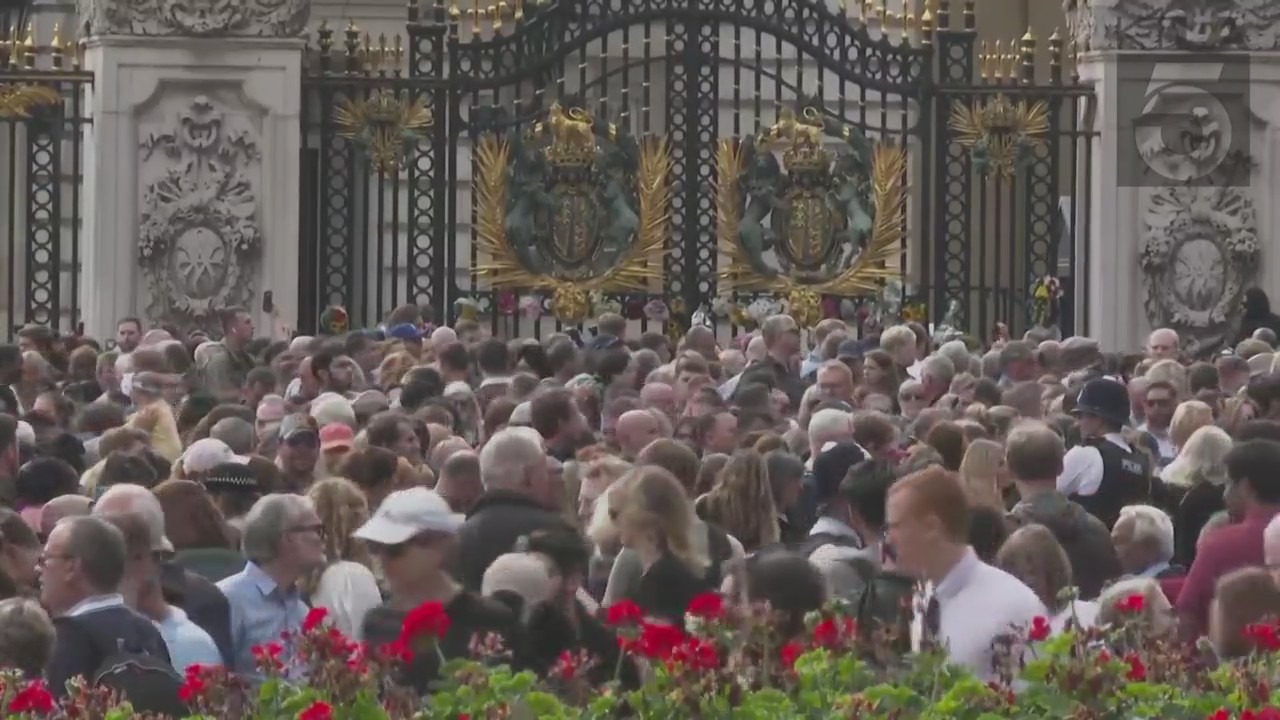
[472,95,671,324]
[715,97,906,325]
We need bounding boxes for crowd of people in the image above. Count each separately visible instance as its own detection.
[1,301,1279,710]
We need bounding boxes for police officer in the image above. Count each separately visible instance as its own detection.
[1056,377,1152,529]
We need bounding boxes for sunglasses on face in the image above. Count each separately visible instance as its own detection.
[286,433,320,448]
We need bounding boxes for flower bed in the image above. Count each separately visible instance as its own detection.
[6,596,1280,719]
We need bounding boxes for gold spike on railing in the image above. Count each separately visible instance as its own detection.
[1006,38,1018,80]
[392,34,404,76]
[317,20,333,73]
[7,26,17,69]
[920,0,934,44]
[343,20,360,74]
[492,2,504,31]
[23,23,34,69]
[992,40,1003,80]
[962,0,975,30]
[1019,26,1035,84]
[979,40,989,82]
[471,0,482,34]
[513,0,524,22]
[50,23,64,69]
[448,0,461,24]
[1048,27,1063,84]
[936,0,949,31]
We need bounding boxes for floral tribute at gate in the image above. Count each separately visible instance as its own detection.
[3,595,1280,718]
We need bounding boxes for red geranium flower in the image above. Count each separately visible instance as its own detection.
[605,599,645,627]
[1123,652,1146,681]
[624,621,685,659]
[1206,711,1229,720]
[687,592,725,620]
[299,700,334,720]
[302,607,329,633]
[1244,622,1280,651]
[177,674,206,703]
[400,601,451,641]
[8,680,54,714]
[551,650,579,682]
[250,641,285,672]
[1114,593,1145,614]
[779,641,805,670]
[378,639,415,663]
[812,617,857,648]
[666,637,721,671]
[1027,616,1051,642]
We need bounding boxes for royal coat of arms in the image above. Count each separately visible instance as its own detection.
[716,98,906,308]
[473,98,672,323]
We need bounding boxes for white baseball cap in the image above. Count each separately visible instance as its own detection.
[353,487,464,544]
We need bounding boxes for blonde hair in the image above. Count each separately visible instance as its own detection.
[958,438,1004,510]
[304,477,373,596]
[612,466,707,574]
[1162,425,1232,489]
[1170,400,1214,450]
[694,450,779,551]
[377,352,417,388]
[1145,359,1188,398]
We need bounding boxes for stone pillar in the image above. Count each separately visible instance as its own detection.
[79,0,308,341]
[1069,0,1280,354]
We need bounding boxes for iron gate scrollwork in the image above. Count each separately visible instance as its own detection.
[298,0,1094,340]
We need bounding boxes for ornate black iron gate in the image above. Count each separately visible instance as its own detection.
[298,0,1094,340]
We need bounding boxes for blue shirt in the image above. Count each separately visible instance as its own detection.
[154,606,222,674]
[216,562,309,680]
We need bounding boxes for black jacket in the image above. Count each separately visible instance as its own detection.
[46,604,172,698]
[1165,481,1226,567]
[1009,492,1123,601]
[520,599,639,688]
[160,564,234,666]
[454,490,573,592]
[1236,288,1280,344]
[362,591,516,693]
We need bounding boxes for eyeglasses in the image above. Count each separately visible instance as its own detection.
[288,523,325,539]
[38,553,73,568]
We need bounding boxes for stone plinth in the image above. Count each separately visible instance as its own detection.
[79,0,307,340]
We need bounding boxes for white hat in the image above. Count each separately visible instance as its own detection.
[182,438,235,474]
[509,401,533,426]
[354,487,464,544]
[15,421,34,447]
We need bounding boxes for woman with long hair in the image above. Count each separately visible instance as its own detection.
[1159,425,1232,566]
[996,524,1098,634]
[958,438,1006,510]
[694,450,779,552]
[305,477,382,639]
[609,466,713,625]
[153,479,244,581]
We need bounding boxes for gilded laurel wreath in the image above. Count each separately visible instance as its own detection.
[0,84,60,120]
[948,94,1049,180]
[472,132,672,297]
[715,139,907,295]
[334,88,433,175]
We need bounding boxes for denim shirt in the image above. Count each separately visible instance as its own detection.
[216,562,309,680]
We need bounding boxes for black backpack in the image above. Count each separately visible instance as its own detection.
[64,616,186,717]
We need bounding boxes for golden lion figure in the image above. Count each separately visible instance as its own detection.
[547,102,597,154]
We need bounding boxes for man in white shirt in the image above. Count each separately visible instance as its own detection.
[1136,381,1177,466]
[887,466,1044,679]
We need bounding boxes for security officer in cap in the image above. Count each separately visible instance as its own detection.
[1056,377,1152,530]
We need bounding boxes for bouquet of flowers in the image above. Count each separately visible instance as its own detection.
[1032,275,1063,327]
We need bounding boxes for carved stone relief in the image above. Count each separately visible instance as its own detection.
[78,0,309,37]
[1140,185,1258,355]
[1065,0,1280,52]
[138,95,261,332]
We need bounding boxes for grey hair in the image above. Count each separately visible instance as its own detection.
[240,494,313,565]
[0,597,54,677]
[478,427,545,491]
[920,354,956,387]
[1118,504,1175,563]
[210,417,256,455]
